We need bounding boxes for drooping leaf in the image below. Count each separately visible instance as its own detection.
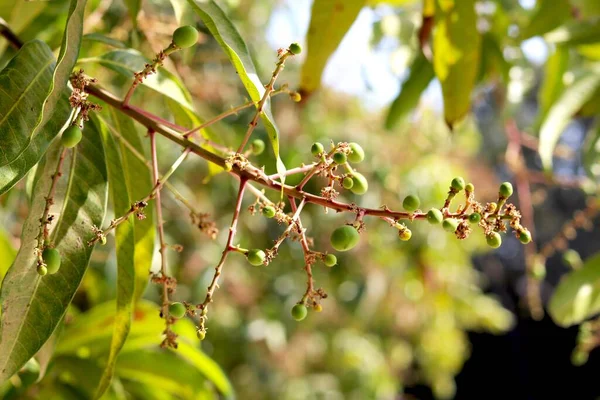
[385,52,434,130]
[123,0,141,28]
[169,0,196,27]
[578,86,600,117]
[106,108,155,301]
[432,0,481,128]
[299,0,366,95]
[545,20,600,45]
[521,0,571,39]
[549,252,600,327]
[0,0,87,194]
[478,33,510,83]
[78,49,194,110]
[185,0,286,179]
[583,123,600,179]
[93,115,136,399]
[0,119,108,381]
[537,45,569,126]
[538,69,600,170]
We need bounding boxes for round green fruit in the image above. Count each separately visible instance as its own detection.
[288,42,302,55]
[402,194,420,212]
[37,264,47,276]
[169,302,186,319]
[349,172,368,195]
[330,225,360,252]
[465,183,475,192]
[42,248,61,274]
[342,177,354,189]
[291,304,307,321]
[247,249,266,266]
[427,208,443,224]
[499,182,513,198]
[333,152,347,164]
[172,25,199,48]
[311,142,324,156]
[442,218,459,233]
[469,212,481,223]
[398,228,412,241]
[486,232,502,248]
[323,254,337,267]
[61,126,82,148]
[347,142,365,163]
[250,139,265,155]
[262,205,276,218]
[451,177,466,191]
[196,329,206,341]
[519,229,532,244]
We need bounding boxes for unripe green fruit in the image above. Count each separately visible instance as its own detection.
[61,126,82,148]
[290,92,302,102]
[349,172,368,195]
[197,329,206,341]
[563,249,582,269]
[262,205,276,218]
[251,139,265,155]
[402,194,420,212]
[571,349,588,366]
[486,232,502,248]
[288,42,302,55]
[519,229,532,244]
[499,182,513,198]
[169,302,186,319]
[342,177,354,189]
[37,264,47,276]
[314,304,323,312]
[323,254,337,267]
[42,248,61,274]
[247,249,266,266]
[451,177,466,191]
[398,228,412,241]
[442,218,459,232]
[172,25,199,48]
[427,208,443,224]
[469,212,481,223]
[291,304,307,321]
[330,225,360,252]
[311,142,324,156]
[530,260,546,279]
[347,143,365,163]
[465,183,475,192]
[333,152,347,164]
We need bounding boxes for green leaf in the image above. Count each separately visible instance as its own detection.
[578,43,600,60]
[0,228,16,282]
[578,86,600,116]
[385,52,434,130]
[0,120,108,382]
[583,123,600,179]
[569,0,600,18]
[478,33,510,83]
[521,0,571,39]
[83,33,127,49]
[123,0,141,28]
[106,108,155,301]
[185,0,286,179]
[299,0,366,95]
[545,20,600,45]
[537,46,569,127]
[549,252,600,327]
[538,69,600,170]
[432,0,481,128]
[93,116,136,399]
[78,49,194,110]
[0,0,87,194]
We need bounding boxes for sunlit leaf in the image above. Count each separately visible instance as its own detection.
[521,0,570,39]
[537,46,569,127]
[300,0,366,95]
[545,20,600,45]
[94,115,136,399]
[549,252,600,327]
[0,228,16,282]
[78,49,194,110]
[385,51,434,130]
[538,69,600,170]
[0,121,108,382]
[433,0,481,128]
[106,108,155,301]
[185,0,286,178]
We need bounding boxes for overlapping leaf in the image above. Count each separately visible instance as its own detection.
[0,122,108,382]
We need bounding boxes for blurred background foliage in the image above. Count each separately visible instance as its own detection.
[0,0,600,399]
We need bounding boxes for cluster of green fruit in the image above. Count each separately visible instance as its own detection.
[311,142,368,195]
[37,248,61,276]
